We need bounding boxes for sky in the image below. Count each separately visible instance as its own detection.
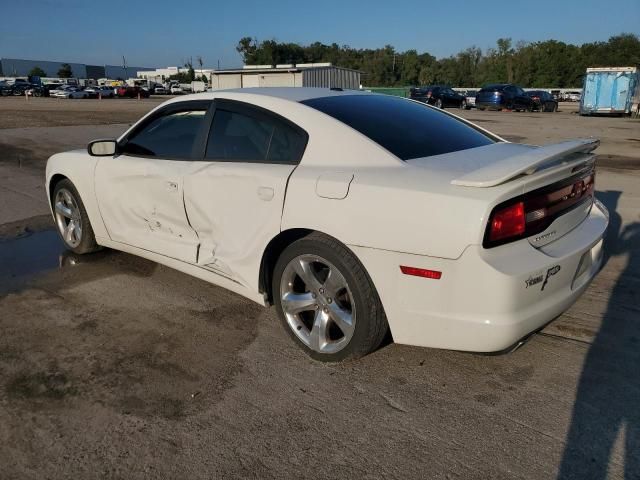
[1,0,638,69]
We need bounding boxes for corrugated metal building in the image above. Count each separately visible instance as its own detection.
[209,64,361,90]
[0,58,155,80]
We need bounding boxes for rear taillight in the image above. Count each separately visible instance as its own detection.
[489,202,525,242]
[483,170,595,248]
[426,92,432,98]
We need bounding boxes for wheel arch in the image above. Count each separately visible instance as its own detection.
[259,228,314,304]
[48,173,69,208]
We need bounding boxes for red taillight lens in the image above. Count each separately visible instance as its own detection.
[489,202,525,242]
[484,171,595,248]
[400,266,442,280]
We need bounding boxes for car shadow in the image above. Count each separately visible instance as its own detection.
[557,190,640,479]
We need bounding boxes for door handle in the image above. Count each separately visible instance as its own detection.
[257,186,274,201]
[166,181,178,192]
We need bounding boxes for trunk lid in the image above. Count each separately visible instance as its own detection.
[406,139,599,249]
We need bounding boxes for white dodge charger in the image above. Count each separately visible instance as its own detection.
[46,88,608,361]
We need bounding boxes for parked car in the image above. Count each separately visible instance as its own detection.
[526,90,558,112]
[46,88,608,361]
[25,85,45,97]
[154,85,166,95]
[9,83,38,96]
[170,84,184,95]
[48,84,74,96]
[475,84,534,111]
[51,86,88,99]
[564,91,582,102]
[409,85,467,109]
[85,86,115,98]
[464,90,477,108]
[0,81,12,96]
[116,86,150,98]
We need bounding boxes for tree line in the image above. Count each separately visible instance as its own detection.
[236,34,640,88]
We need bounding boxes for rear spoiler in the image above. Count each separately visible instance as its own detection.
[451,138,599,188]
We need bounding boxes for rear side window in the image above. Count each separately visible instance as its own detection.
[302,94,496,160]
[205,104,307,164]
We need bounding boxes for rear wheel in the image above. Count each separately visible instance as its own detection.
[460,99,467,110]
[53,179,100,254]
[435,98,443,109]
[273,233,388,361]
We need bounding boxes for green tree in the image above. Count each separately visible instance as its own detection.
[236,33,640,88]
[57,63,73,78]
[29,66,47,77]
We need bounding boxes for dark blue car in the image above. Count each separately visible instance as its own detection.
[475,84,534,111]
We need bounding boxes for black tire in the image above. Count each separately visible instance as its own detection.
[435,98,443,109]
[272,232,389,362]
[52,179,100,255]
[460,99,467,110]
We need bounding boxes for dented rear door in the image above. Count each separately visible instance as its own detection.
[183,99,308,288]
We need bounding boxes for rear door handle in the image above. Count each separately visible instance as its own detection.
[257,186,274,201]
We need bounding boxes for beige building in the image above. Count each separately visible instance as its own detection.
[209,63,361,90]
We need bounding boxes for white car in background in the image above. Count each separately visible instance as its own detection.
[85,85,115,98]
[464,90,477,108]
[45,88,608,361]
[51,86,88,99]
[170,84,183,95]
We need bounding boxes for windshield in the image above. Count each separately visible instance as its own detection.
[301,94,496,161]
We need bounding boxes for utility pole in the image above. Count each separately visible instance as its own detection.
[122,56,127,79]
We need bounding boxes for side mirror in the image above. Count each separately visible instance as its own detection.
[88,139,117,156]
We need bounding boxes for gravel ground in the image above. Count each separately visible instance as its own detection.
[0,96,639,479]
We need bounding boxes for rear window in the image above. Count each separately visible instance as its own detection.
[480,85,506,92]
[301,94,496,160]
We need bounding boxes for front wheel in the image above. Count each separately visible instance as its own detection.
[273,233,388,361]
[53,179,100,254]
[435,98,443,109]
[460,99,467,110]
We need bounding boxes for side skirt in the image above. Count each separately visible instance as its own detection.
[95,237,267,306]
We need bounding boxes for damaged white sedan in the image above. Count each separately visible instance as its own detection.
[46,88,608,361]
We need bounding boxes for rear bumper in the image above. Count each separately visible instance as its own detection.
[350,200,608,352]
[476,100,505,109]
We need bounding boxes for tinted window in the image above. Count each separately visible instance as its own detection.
[206,106,306,164]
[480,85,506,92]
[302,94,495,160]
[122,109,207,158]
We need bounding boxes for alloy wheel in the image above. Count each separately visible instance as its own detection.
[54,188,83,248]
[280,254,356,354]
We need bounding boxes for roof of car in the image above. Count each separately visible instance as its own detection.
[201,87,370,102]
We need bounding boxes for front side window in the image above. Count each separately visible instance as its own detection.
[122,108,208,158]
[302,94,496,160]
[205,104,307,164]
